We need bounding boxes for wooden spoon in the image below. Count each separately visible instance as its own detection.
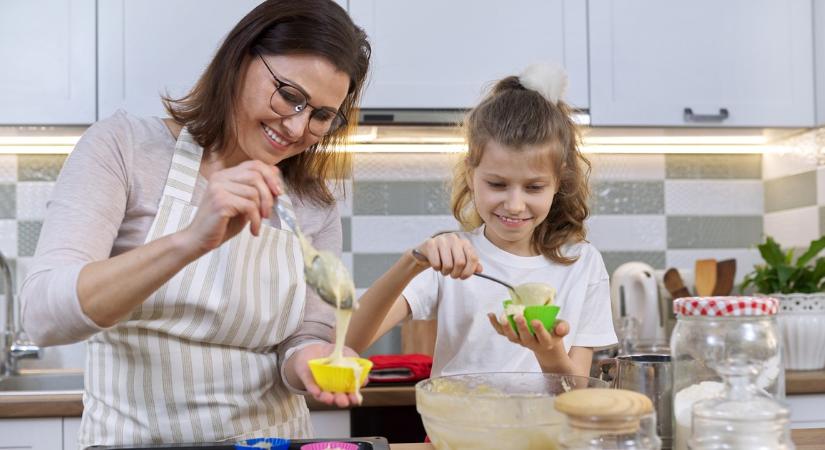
[711,259,737,296]
[663,268,692,299]
[694,259,718,297]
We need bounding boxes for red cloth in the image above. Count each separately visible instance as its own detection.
[367,354,432,383]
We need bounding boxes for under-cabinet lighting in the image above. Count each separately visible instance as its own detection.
[343,143,769,154]
[0,143,774,155]
[0,136,81,146]
[0,145,74,154]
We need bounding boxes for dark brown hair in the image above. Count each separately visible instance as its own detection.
[451,76,591,265]
[163,0,370,205]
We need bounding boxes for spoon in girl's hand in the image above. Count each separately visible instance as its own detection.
[410,249,554,306]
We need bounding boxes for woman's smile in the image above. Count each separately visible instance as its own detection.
[261,122,294,152]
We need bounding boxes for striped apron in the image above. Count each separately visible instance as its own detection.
[77,129,313,449]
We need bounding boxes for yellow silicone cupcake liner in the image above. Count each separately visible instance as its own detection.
[308,357,373,393]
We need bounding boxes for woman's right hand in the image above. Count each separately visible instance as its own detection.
[411,232,483,279]
[181,160,284,253]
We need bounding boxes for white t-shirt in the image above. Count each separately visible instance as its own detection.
[403,226,618,377]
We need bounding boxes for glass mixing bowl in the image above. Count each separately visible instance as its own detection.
[415,372,609,450]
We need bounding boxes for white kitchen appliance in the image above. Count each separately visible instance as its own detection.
[610,262,667,343]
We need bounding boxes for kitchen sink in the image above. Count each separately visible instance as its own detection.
[0,370,84,394]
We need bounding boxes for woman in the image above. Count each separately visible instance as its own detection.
[20,0,370,447]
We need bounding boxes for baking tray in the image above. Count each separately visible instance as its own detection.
[88,436,389,450]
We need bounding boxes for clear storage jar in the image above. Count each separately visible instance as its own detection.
[555,388,662,450]
[689,362,794,450]
[670,296,783,450]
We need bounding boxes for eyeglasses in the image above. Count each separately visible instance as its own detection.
[255,50,347,137]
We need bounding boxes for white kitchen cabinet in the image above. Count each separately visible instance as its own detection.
[0,418,63,450]
[588,0,815,127]
[0,0,96,124]
[97,0,264,119]
[63,417,81,450]
[349,0,588,110]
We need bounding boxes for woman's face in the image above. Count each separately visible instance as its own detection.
[232,52,350,166]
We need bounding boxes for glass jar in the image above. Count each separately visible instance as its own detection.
[689,363,794,450]
[670,296,783,450]
[555,388,662,450]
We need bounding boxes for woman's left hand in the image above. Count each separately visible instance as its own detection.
[290,342,366,407]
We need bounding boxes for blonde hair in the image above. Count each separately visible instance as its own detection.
[450,76,591,265]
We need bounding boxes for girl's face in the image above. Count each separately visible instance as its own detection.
[230,53,350,167]
[469,140,558,256]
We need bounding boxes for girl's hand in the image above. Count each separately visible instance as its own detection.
[411,232,483,279]
[487,313,570,360]
[291,342,366,408]
[180,160,284,253]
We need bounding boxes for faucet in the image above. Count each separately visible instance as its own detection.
[1,250,41,376]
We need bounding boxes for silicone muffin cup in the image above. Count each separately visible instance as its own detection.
[308,357,373,393]
[300,442,359,450]
[234,437,289,450]
[503,300,560,335]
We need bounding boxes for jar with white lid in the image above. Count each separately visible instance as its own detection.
[555,388,662,450]
[670,296,784,450]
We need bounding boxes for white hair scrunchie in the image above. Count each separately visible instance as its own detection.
[518,62,568,105]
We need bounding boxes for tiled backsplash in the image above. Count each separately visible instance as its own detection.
[1,140,822,367]
[763,127,825,247]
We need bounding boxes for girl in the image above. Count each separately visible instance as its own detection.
[346,64,616,378]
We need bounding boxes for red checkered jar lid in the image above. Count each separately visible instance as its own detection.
[673,296,778,317]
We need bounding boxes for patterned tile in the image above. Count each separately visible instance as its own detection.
[353,253,403,289]
[17,220,43,257]
[763,130,819,180]
[818,167,825,205]
[764,171,817,213]
[0,184,15,219]
[0,220,17,258]
[586,215,667,251]
[351,216,459,253]
[353,181,451,215]
[0,155,17,182]
[354,153,459,181]
[764,206,820,249]
[590,181,664,215]
[667,216,762,249]
[16,182,55,220]
[665,180,763,215]
[18,154,67,181]
[821,206,825,238]
[666,154,761,179]
[589,154,665,181]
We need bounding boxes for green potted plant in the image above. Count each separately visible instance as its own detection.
[740,235,825,370]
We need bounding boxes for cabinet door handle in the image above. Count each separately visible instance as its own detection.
[683,107,729,123]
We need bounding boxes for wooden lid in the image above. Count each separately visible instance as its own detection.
[554,388,654,433]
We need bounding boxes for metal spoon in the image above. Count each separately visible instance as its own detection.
[276,201,355,309]
[410,249,556,306]
[411,248,518,294]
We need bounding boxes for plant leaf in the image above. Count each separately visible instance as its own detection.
[758,237,786,267]
[796,236,825,268]
[776,264,795,290]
